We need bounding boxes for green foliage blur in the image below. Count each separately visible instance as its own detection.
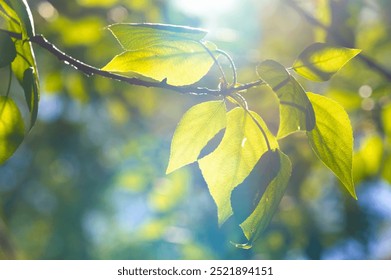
[1,0,391,259]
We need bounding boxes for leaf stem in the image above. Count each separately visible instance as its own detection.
[199,42,228,86]
[217,49,237,86]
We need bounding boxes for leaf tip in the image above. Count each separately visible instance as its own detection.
[230,241,253,250]
[165,164,175,175]
[347,183,358,200]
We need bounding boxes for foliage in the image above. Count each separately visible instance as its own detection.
[0,0,361,248]
[1,0,391,259]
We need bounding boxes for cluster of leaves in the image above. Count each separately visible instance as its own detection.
[165,40,360,246]
[0,0,360,248]
[0,0,38,164]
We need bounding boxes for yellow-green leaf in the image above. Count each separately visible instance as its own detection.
[307,93,356,199]
[7,0,35,38]
[2,4,40,129]
[0,96,25,164]
[293,43,361,81]
[103,23,217,86]
[198,108,278,225]
[237,150,291,248]
[0,32,16,67]
[257,60,315,139]
[2,0,40,128]
[0,1,20,29]
[166,100,226,174]
[102,40,218,86]
[107,23,208,51]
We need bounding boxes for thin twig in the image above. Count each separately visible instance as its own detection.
[0,29,265,96]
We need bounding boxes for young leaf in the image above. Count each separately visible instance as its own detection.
[307,92,356,199]
[257,60,315,139]
[198,108,278,225]
[7,0,35,38]
[0,96,25,164]
[293,43,361,81]
[107,23,208,51]
[167,100,226,174]
[102,40,219,86]
[0,32,16,67]
[238,150,291,247]
[22,67,39,128]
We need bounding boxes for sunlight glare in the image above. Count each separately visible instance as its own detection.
[172,0,238,21]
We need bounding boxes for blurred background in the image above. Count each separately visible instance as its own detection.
[1,0,391,259]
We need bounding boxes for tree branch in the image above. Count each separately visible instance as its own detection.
[0,29,264,96]
[285,0,391,81]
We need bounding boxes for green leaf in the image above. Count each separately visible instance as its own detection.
[237,150,291,248]
[11,37,37,82]
[198,108,278,225]
[102,40,218,86]
[257,60,315,138]
[0,96,25,164]
[167,100,226,174]
[307,93,356,199]
[0,1,19,25]
[7,0,35,38]
[293,43,361,81]
[11,40,40,128]
[103,23,218,86]
[0,31,16,67]
[22,67,39,128]
[107,23,208,51]
[1,0,40,128]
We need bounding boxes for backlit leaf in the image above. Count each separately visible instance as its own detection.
[107,23,208,51]
[103,23,218,86]
[307,93,356,199]
[8,0,35,38]
[0,31,16,67]
[257,60,315,139]
[198,108,278,225]
[1,0,40,128]
[293,43,361,81]
[0,1,19,28]
[167,100,226,174]
[0,96,25,164]
[102,40,218,86]
[237,150,291,247]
